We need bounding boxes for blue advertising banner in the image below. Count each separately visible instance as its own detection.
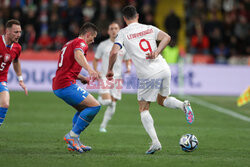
[7,61,250,95]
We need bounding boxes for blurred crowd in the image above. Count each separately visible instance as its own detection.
[0,0,249,64]
[0,0,156,51]
[185,0,250,63]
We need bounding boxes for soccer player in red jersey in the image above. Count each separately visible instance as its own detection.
[0,19,28,127]
[52,22,101,153]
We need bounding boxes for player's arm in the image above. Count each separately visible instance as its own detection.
[146,31,171,59]
[13,57,28,95]
[92,58,101,76]
[92,58,99,71]
[106,44,120,80]
[74,50,99,81]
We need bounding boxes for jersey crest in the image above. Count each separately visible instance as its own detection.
[4,54,11,62]
[80,42,86,47]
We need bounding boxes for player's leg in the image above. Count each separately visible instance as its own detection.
[157,69,194,124]
[98,84,112,132]
[98,93,112,105]
[158,94,194,124]
[72,112,80,128]
[54,84,101,153]
[71,93,101,136]
[100,84,121,132]
[137,78,163,154]
[69,93,100,151]
[98,77,112,105]
[139,100,162,154]
[100,96,117,132]
[0,82,10,127]
[68,93,100,152]
[67,111,80,151]
[98,91,112,132]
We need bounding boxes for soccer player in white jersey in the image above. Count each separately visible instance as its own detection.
[106,5,194,154]
[93,22,131,133]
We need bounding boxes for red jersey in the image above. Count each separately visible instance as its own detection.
[52,37,88,90]
[0,35,22,82]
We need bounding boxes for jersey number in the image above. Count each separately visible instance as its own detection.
[139,39,152,53]
[58,47,67,67]
[0,62,6,71]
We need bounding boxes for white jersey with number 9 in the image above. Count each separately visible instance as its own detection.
[115,22,168,78]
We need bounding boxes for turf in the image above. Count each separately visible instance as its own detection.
[0,92,249,167]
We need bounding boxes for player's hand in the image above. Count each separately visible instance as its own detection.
[96,70,101,77]
[106,70,114,81]
[80,76,90,84]
[88,69,99,82]
[19,81,28,95]
[146,51,159,59]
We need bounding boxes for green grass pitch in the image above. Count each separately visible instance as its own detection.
[0,92,250,167]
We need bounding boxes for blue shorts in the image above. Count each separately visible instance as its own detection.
[53,84,89,106]
[0,82,9,93]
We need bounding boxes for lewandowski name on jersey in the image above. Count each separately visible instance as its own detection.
[127,29,153,40]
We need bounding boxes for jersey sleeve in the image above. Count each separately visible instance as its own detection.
[150,25,161,40]
[74,40,88,55]
[14,44,22,58]
[95,42,103,59]
[114,30,124,49]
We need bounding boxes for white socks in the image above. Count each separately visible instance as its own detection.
[100,102,116,129]
[70,130,79,137]
[163,97,184,111]
[140,110,160,144]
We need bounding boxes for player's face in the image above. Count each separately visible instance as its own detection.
[108,23,120,39]
[7,24,22,43]
[86,31,97,44]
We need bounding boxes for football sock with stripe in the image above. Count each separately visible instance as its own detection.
[72,106,101,135]
[0,107,8,126]
[72,111,80,127]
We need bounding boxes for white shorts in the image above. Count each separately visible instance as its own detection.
[137,66,171,102]
[98,77,122,100]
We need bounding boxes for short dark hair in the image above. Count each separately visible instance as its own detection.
[109,21,120,27]
[122,5,138,20]
[79,22,98,35]
[6,19,21,28]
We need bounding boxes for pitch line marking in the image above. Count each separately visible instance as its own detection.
[187,96,250,122]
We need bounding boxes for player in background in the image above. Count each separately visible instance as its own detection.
[52,22,101,153]
[107,5,194,154]
[0,19,28,127]
[93,22,131,133]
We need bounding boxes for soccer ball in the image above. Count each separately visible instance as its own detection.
[179,134,198,152]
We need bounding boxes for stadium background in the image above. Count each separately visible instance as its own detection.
[1,1,250,167]
[0,0,249,95]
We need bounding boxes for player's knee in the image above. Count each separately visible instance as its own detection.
[139,106,149,112]
[95,101,101,107]
[92,98,101,107]
[0,102,9,108]
[157,95,166,106]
